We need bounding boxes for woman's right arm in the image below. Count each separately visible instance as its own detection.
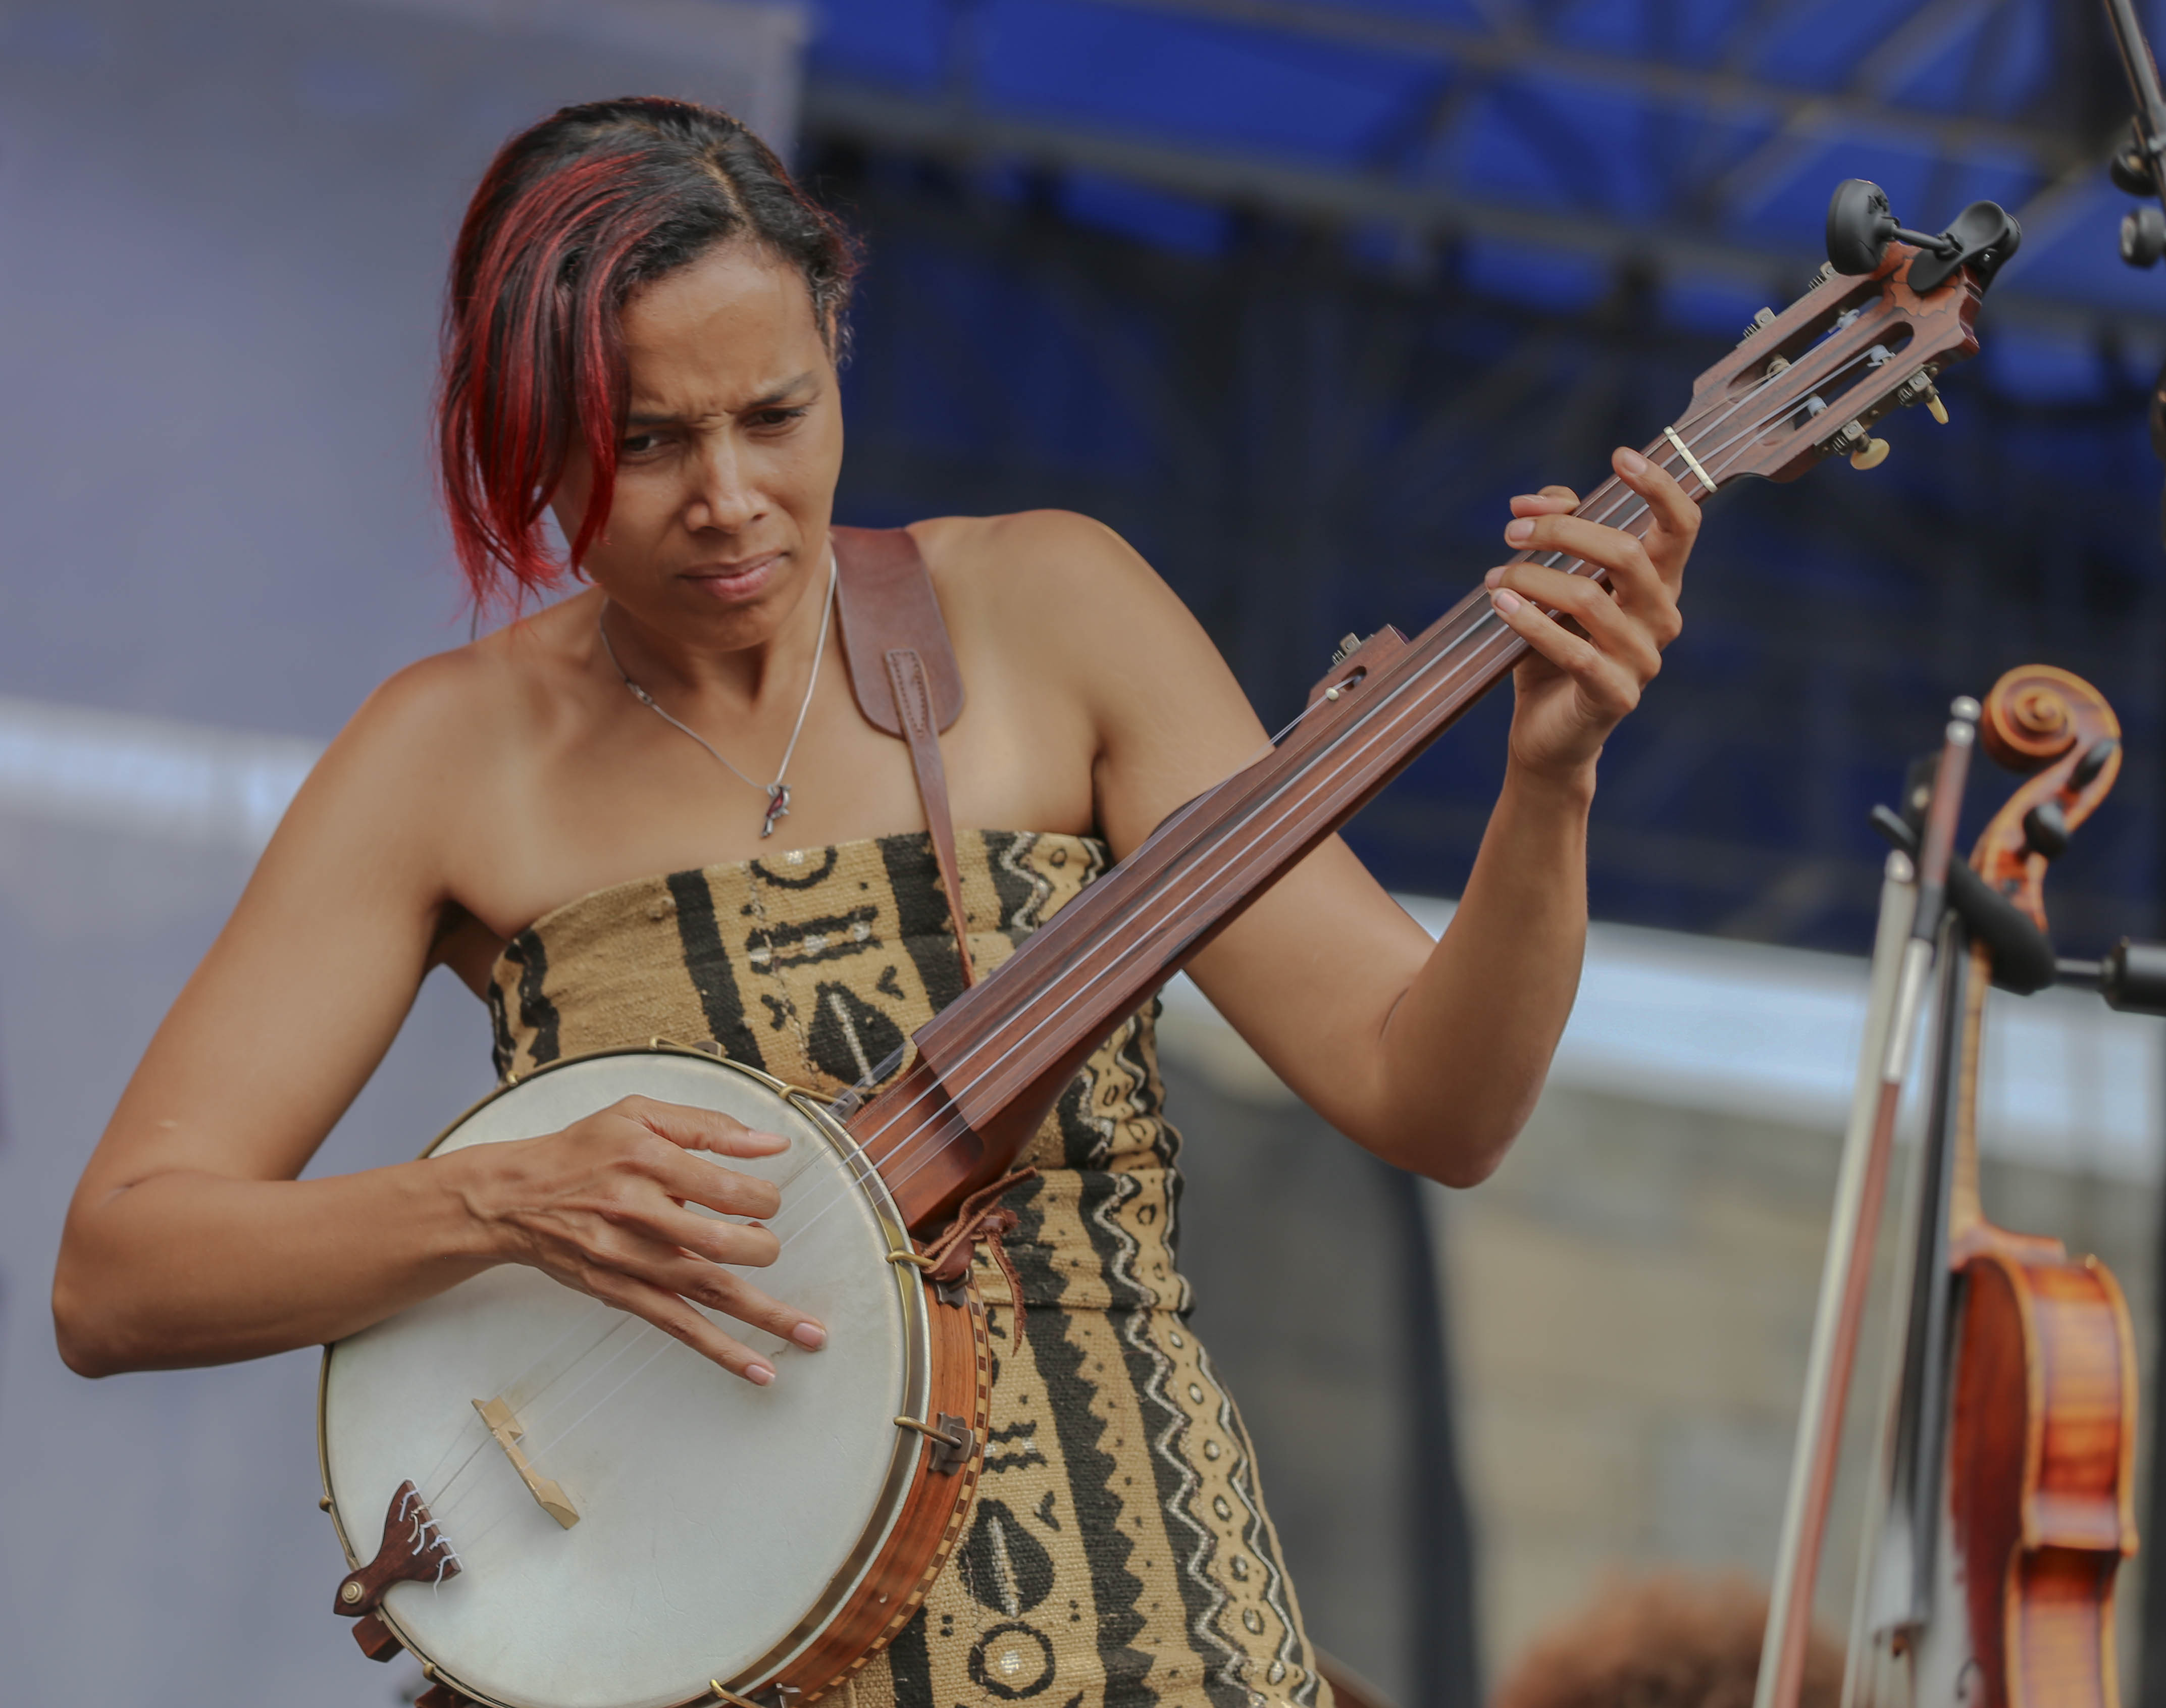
[53,657,819,1383]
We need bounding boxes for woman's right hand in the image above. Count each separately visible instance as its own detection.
[458,1095,826,1384]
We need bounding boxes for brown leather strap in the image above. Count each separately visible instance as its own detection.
[921,1166,1038,1338]
[832,525,976,986]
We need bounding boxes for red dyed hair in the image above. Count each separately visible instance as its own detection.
[437,98,857,609]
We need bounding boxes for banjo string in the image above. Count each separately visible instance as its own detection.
[816,345,1848,1223]
[430,586,1522,1518]
[417,1313,642,1519]
[827,354,1818,1205]
[800,454,1719,1219]
[741,354,1824,1271]
[435,496,1631,1512]
[430,1314,662,1527]
[420,361,1814,1516]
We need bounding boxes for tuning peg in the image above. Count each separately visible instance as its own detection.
[1894,369,1950,424]
[2024,799,2070,860]
[2074,738,2120,787]
[1849,436,1890,470]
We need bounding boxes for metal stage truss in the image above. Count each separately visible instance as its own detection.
[810,141,2165,957]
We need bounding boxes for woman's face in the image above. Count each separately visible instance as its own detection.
[550,240,844,650]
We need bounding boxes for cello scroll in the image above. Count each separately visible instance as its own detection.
[1971,666,2123,933]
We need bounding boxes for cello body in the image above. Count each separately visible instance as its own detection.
[1946,1233,2136,1708]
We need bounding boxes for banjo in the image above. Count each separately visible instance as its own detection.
[316,185,2012,1708]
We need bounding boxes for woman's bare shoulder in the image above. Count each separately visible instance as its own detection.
[902,511,1264,847]
[336,594,591,768]
[910,508,1151,593]
[906,510,1210,670]
[275,593,597,887]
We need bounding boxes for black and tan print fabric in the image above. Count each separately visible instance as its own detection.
[486,831,1329,1708]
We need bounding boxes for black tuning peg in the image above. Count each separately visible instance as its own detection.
[2023,798,2070,860]
[2073,737,2121,787]
[2123,205,2166,268]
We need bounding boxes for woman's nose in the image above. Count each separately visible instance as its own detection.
[687,446,762,532]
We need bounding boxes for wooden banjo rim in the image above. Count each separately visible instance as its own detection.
[315,1042,970,1708]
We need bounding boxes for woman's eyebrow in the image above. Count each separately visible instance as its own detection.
[740,372,817,410]
[623,374,817,428]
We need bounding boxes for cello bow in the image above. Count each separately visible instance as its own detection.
[1753,702,1981,1708]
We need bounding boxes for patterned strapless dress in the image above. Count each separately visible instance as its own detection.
[483,830,1330,1708]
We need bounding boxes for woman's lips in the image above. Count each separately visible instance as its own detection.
[683,552,782,602]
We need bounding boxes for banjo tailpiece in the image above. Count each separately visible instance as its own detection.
[332,1479,459,1663]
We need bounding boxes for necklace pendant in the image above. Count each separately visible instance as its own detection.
[761,783,792,839]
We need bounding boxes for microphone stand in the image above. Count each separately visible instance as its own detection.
[2100,0,2166,543]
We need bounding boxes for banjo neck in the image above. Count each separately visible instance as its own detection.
[854,566,1561,1228]
[845,242,1990,1232]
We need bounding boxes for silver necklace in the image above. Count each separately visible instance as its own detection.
[598,549,838,839]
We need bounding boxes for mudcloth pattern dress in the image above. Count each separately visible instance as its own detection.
[485,831,1330,1708]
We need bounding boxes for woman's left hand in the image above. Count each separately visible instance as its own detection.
[1483,445,1695,784]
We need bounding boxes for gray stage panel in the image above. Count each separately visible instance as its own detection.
[0,4,801,1701]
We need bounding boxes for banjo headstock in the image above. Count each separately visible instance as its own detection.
[1663,182,2015,491]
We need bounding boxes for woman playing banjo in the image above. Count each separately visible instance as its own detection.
[54,100,1694,1706]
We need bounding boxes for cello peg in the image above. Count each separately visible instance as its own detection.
[2023,799,2070,859]
[2073,737,2120,787]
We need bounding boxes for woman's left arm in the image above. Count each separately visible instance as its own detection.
[1014,447,1696,1187]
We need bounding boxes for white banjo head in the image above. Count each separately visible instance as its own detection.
[320,1051,930,1708]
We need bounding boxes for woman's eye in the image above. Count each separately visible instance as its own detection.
[620,433,667,456]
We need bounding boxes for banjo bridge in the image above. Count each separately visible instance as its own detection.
[474,1395,581,1529]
